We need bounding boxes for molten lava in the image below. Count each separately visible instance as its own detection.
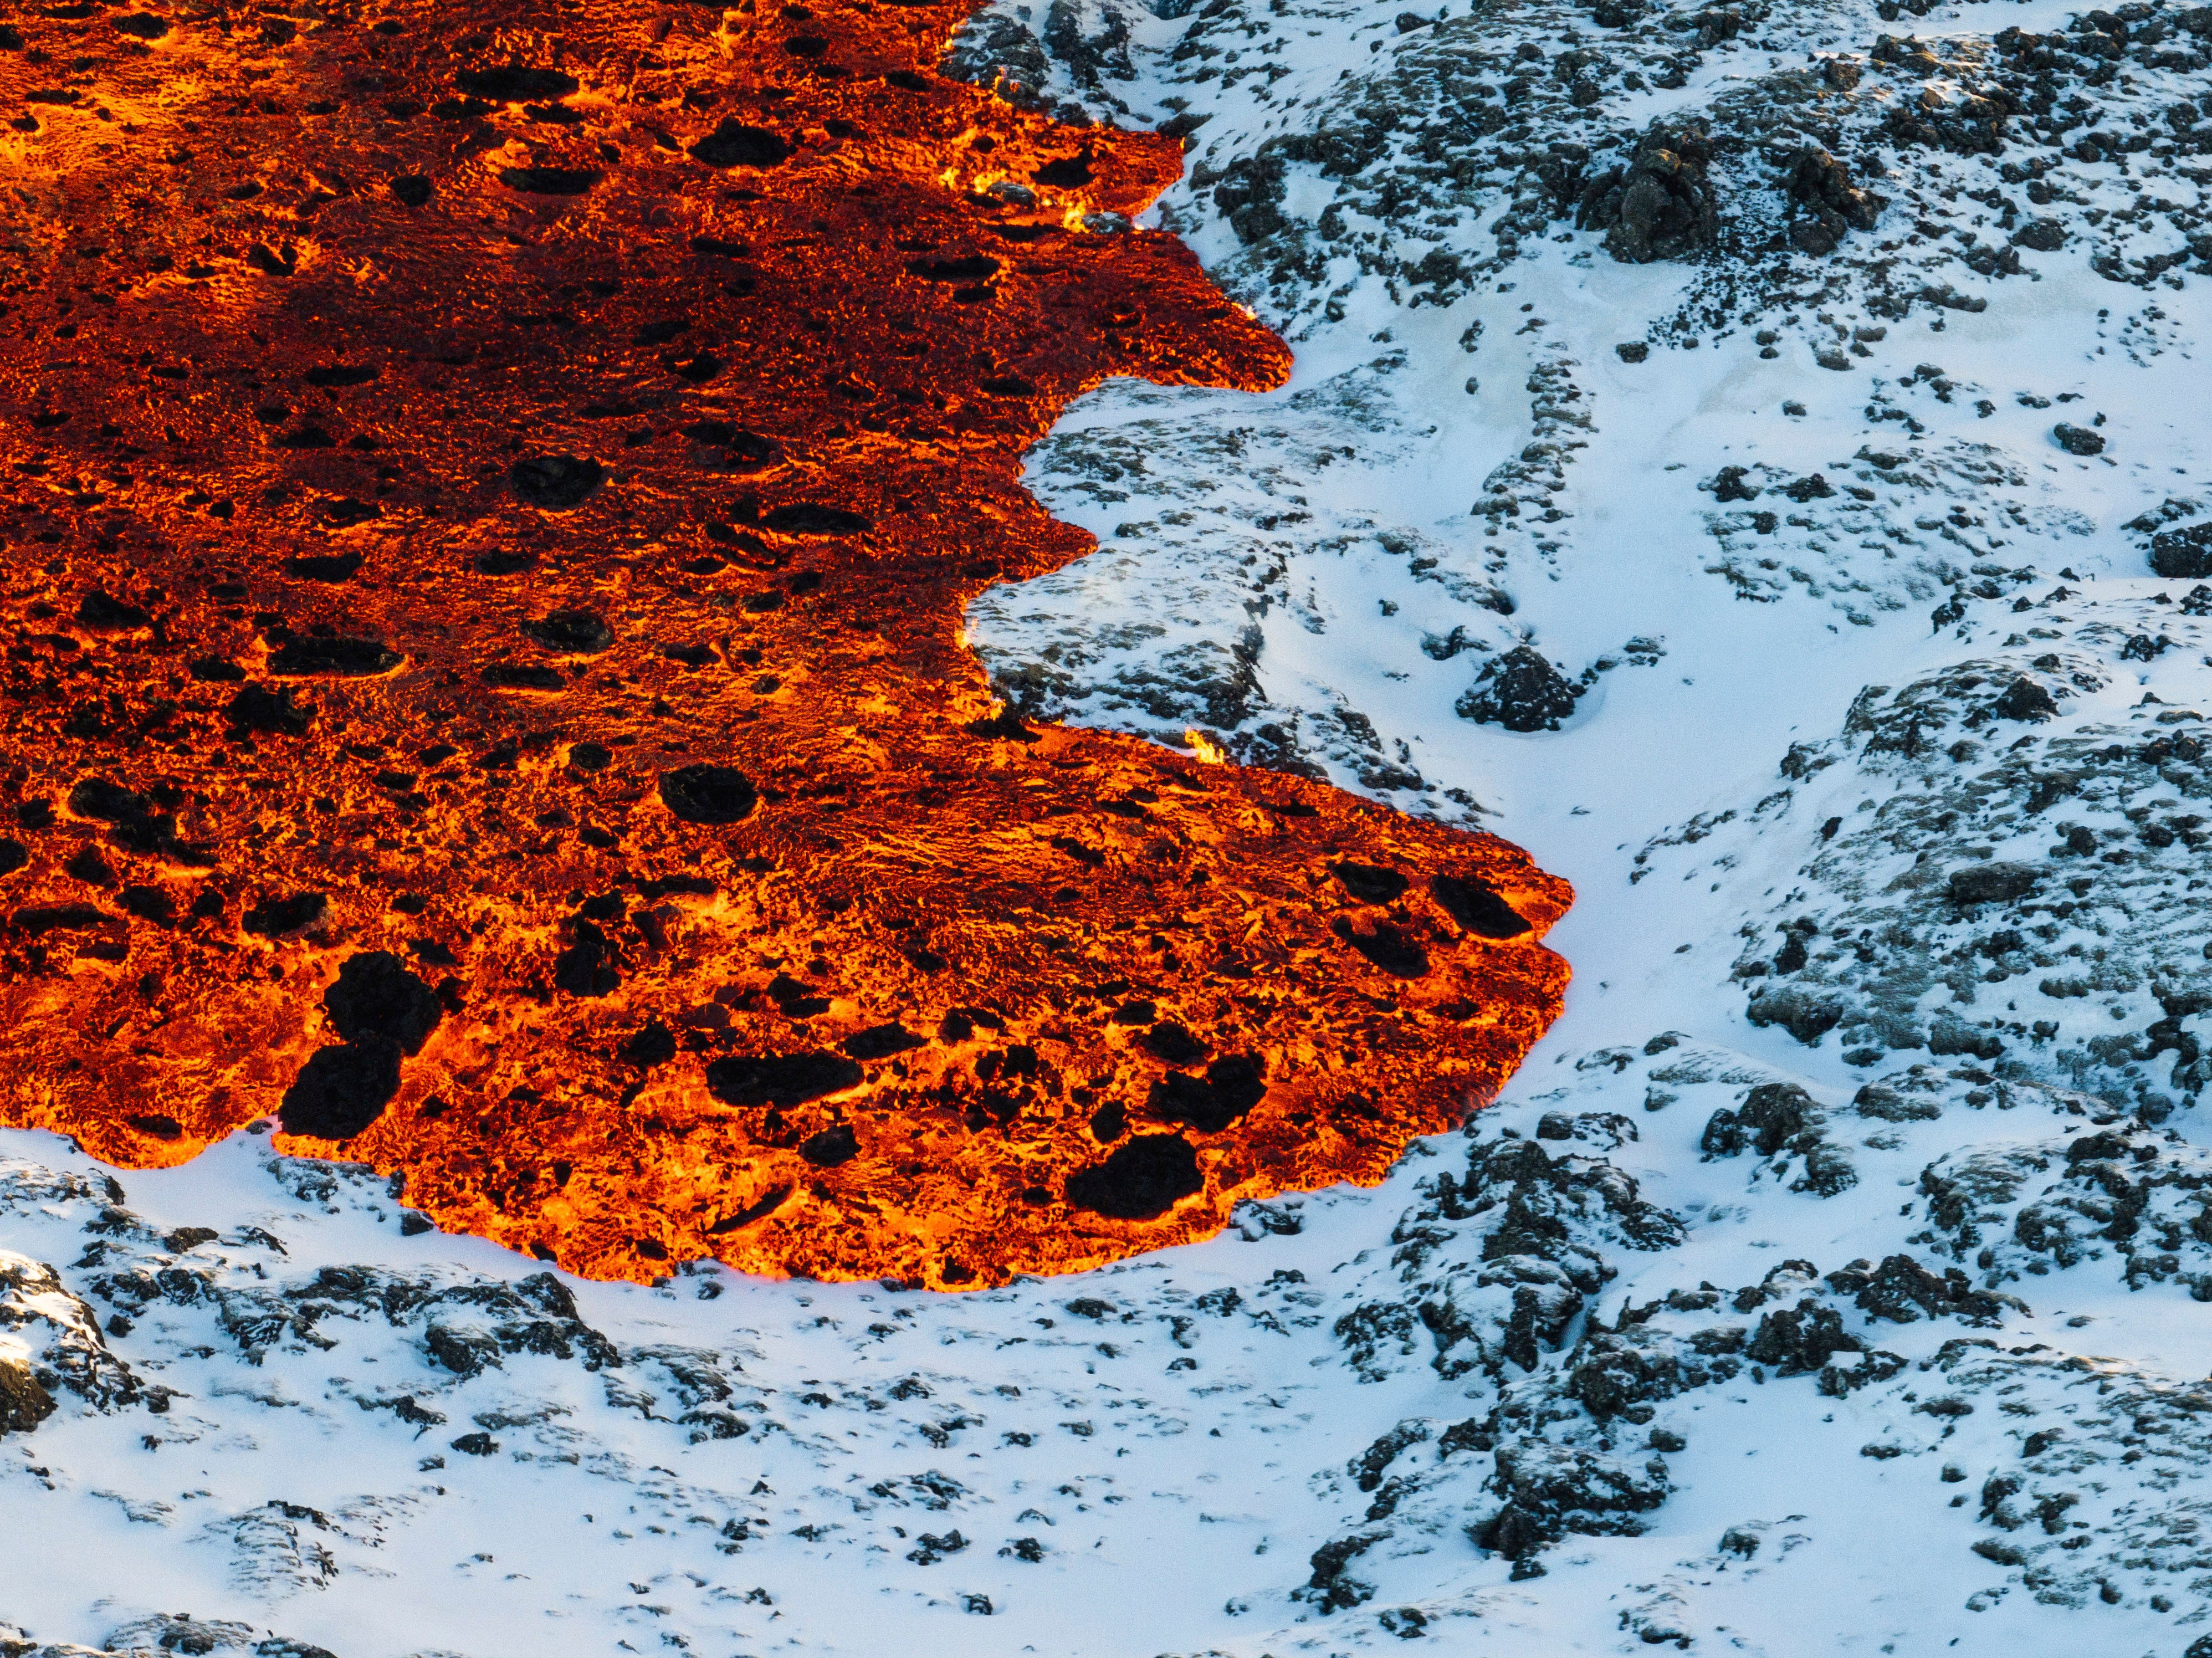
[0,0,1570,1286]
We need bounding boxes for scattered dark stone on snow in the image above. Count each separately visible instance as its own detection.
[1145,1055,1264,1132]
[1615,341,1649,362]
[0,1353,58,1433]
[2012,216,2066,252]
[845,1022,925,1060]
[1832,1252,2018,1327]
[693,120,792,168]
[280,1038,403,1140]
[1332,917,1430,977]
[1745,1301,1862,1375]
[390,176,433,207]
[1744,984,1845,1046]
[1991,677,2058,723]
[1456,644,1581,732]
[449,1430,499,1456]
[705,1050,864,1107]
[1431,871,1532,939]
[510,453,605,510]
[2149,523,2212,580]
[1701,1082,1814,1158]
[1779,145,1883,254]
[1332,860,1409,904]
[78,590,149,630]
[456,66,580,102]
[1576,120,1720,263]
[1065,1132,1202,1219]
[760,502,871,536]
[243,892,327,935]
[800,1122,860,1166]
[2052,423,2104,457]
[284,551,363,582]
[1141,1022,1209,1065]
[1945,861,2042,905]
[324,950,442,1053]
[268,636,402,676]
[659,764,758,824]
[521,609,613,654]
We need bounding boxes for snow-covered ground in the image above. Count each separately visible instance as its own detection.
[12,0,2212,1650]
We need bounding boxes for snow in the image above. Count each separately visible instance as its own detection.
[15,0,2212,1649]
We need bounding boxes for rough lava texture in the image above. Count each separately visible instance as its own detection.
[0,0,1571,1289]
[10,0,2212,1648]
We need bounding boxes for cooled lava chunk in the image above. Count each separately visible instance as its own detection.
[509,453,605,510]
[705,1051,865,1108]
[659,764,758,824]
[1066,1133,1204,1219]
[1431,871,1532,939]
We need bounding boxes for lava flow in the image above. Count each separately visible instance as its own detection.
[0,0,1569,1287]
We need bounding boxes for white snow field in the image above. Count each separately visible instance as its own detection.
[13,0,2212,1650]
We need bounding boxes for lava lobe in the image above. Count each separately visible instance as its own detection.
[0,0,1570,1287]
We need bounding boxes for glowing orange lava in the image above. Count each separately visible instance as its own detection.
[0,0,1569,1286]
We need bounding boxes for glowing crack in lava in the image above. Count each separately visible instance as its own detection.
[0,0,1570,1287]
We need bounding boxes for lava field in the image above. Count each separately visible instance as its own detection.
[0,0,1569,1287]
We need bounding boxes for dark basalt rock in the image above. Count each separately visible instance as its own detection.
[554,921,620,996]
[659,764,758,824]
[1141,1021,1208,1065]
[227,684,314,734]
[285,551,364,582]
[1332,917,1430,977]
[622,1020,678,1067]
[325,950,441,1053]
[243,892,328,936]
[0,839,25,877]
[280,1038,403,1140]
[2149,523,2212,579]
[2053,423,2105,457]
[390,175,433,207]
[1146,1054,1264,1132]
[78,590,150,629]
[1332,860,1409,904]
[0,1355,59,1433]
[1456,645,1581,733]
[268,636,402,676]
[692,120,792,168]
[1575,120,1720,263]
[457,66,580,101]
[1780,145,1883,254]
[1431,871,1532,939]
[510,453,605,510]
[1065,1132,1203,1218]
[760,502,872,536]
[521,609,613,654]
[484,663,567,691]
[1745,1301,1862,1375]
[705,1050,865,1107]
[68,777,150,822]
[1945,861,2041,905]
[844,1022,925,1060]
[800,1122,860,1166]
